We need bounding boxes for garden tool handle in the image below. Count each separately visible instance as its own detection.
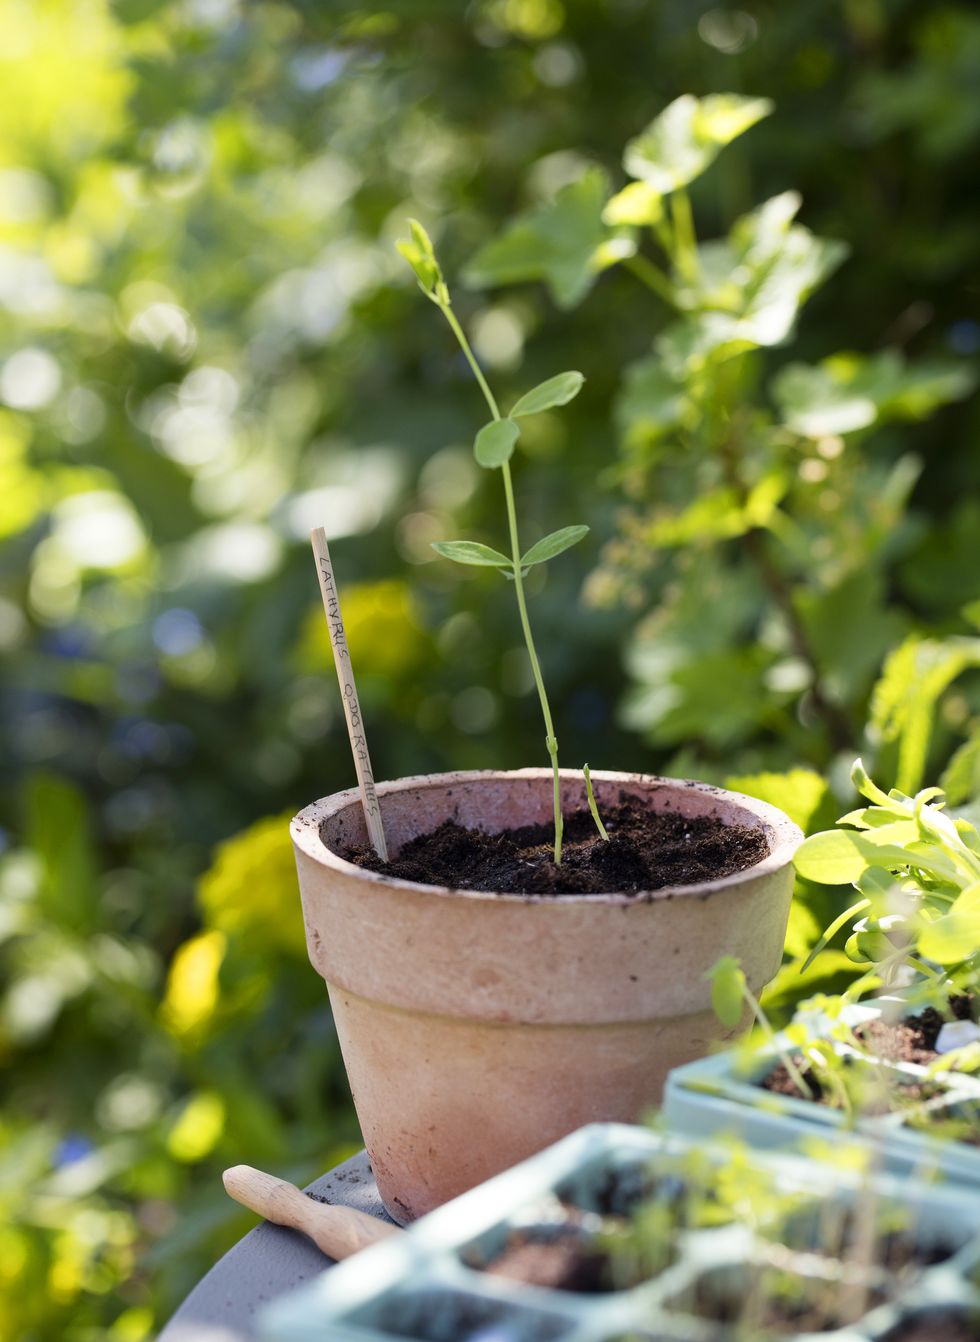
[222,1164,401,1260]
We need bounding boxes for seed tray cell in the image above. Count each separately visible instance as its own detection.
[663,1002,980,1185]
[259,1123,980,1342]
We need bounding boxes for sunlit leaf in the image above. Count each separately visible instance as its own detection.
[724,769,831,835]
[623,93,773,193]
[918,884,980,964]
[602,181,663,226]
[869,635,980,795]
[773,350,976,439]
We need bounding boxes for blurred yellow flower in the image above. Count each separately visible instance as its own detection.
[197,812,306,957]
[161,929,226,1038]
[295,578,426,681]
[166,1092,225,1163]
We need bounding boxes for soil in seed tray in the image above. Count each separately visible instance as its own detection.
[684,1271,886,1336]
[774,1209,958,1272]
[879,1311,980,1342]
[479,1227,615,1293]
[344,800,769,895]
[852,996,975,1066]
[760,1057,943,1113]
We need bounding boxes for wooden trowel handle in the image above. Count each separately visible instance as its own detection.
[223,1165,400,1260]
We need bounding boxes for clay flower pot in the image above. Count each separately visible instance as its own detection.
[291,768,801,1224]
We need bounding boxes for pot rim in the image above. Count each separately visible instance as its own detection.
[291,768,803,906]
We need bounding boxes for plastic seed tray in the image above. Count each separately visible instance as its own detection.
[259,1122,980,1342]
[663,1001,980,1188]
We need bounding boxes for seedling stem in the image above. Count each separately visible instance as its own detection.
[438,302,565,863]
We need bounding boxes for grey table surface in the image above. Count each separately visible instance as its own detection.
[158,1151,394,1342]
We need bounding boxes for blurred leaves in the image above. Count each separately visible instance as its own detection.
[465,168,635,308]
[774,350,976,438]
[623,94,773,194]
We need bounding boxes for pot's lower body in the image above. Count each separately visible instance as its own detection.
[327,983,734,1224]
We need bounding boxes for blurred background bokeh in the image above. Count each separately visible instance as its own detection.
[2,2,980,1336]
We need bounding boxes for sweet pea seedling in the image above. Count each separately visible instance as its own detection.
[399,219,605,863]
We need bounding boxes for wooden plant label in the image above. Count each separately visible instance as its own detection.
[309,527,389,862]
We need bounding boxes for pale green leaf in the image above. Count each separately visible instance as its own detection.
[464,168,635,308]
[724,768,830,835]
[773,350,976,439]
[707,955,746,1029]
[473,418,520,469]
[602,181,663,226]
[801,899,872,973]
[794,830,869,885]
[869,635,980,795]
[624,93,773,193]
[664,194,846,371]
[615,354,691,448]
[942,733,980,807]
[431,540,511,568]
[521,525,589,567]
[918,884,980,965]
[511,371,584,418]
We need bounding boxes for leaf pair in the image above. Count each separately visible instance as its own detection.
[472,371,585,469]
[432,524,589,573]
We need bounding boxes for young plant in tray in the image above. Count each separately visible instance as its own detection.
[795,757,980,1008]
[398,219,602,864]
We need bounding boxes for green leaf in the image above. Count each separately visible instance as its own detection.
[623,93,773,194]
[942,733,980,807]
[794,830,871,885]
[794,825,956,887]
[26,773,98,933]
[521,525,589,567]
[602,181,663,226]
[431,540,511,568]
[511,371,584,417]
[796,572,907,714]
[773,350,976,439]
[869,635,980,795]
[473,418,520,469]
[660,194,847,373]
[464,168,635,309]
[918,884,980,965]
[801,899,873,973]
[724,768,831,835]
[615,354,691,449]
[707,955,746,1029]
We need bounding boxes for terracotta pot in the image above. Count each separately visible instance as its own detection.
[291,768,801,1224]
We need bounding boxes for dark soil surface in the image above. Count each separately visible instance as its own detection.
[760,1056,943,1112]
[853,996,975,1065]
[479,1228,615,1293]
[344,801,769,895]
[682,1270,886,1335]
[879,1311,980,1342]
[774,1209,958,1272]
[374,1290,567,1342]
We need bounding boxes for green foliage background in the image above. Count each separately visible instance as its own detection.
[2,2,979,1336]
